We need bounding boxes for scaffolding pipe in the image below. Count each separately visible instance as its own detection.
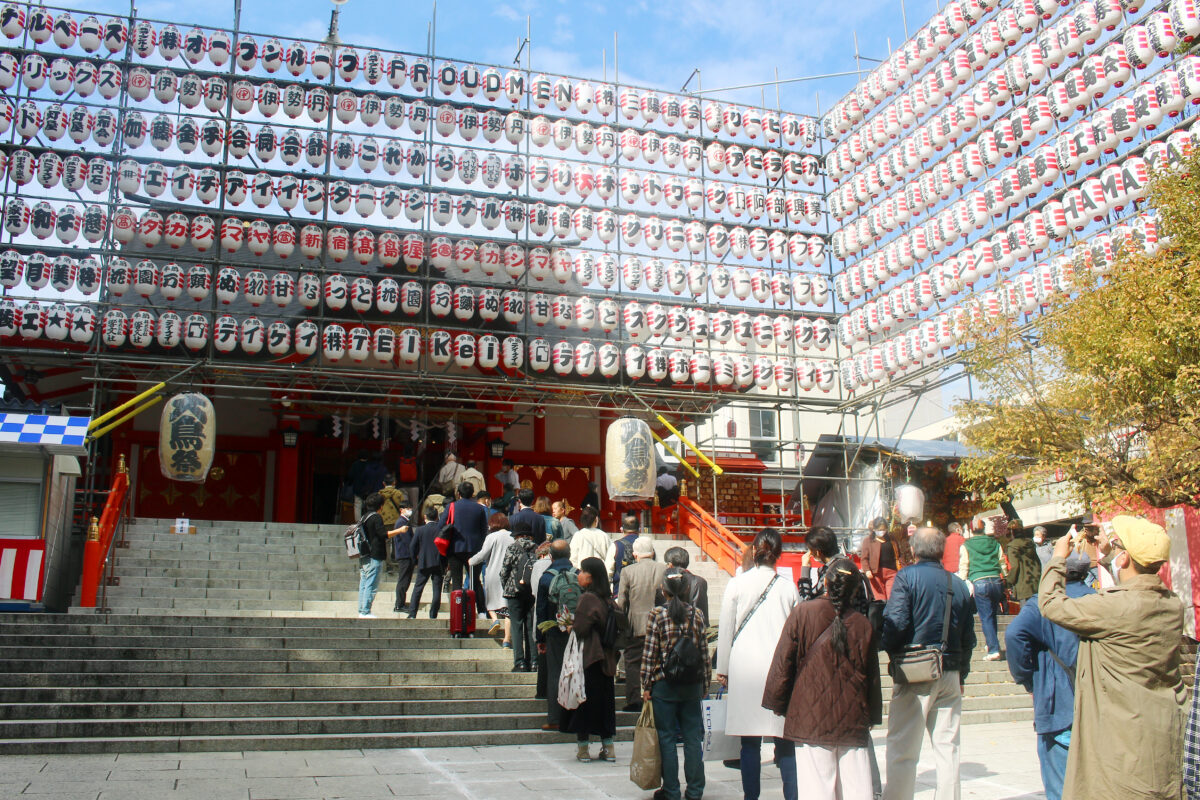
[656,414,723,476]
[652,431,701,479]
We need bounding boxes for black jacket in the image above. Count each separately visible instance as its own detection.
[361,512,387,561]
[509,507,547,542]
[439,499,489,555]
[411,521,446,573]
[882,560,977,677]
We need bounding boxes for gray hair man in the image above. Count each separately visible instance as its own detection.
[882,526,977,800]
[617,535,667,711]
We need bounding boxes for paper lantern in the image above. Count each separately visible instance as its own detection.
[159,393,215,483]
[604,417,656,501]
[644,348,667,382]
[397,328,421,364]
[494,335,521,373]
[293,320,318,356]
[211,314,239,353]
[267,321,291,355]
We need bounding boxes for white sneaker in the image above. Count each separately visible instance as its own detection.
[359,613,377,619]
[984,651,1002,661]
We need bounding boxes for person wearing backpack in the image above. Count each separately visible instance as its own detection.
[536,539,575,731]
[354,493,388,619]
[641,568,711,800]
[500,519,539,672]
[562,557,620,762]
[606,514,641,595]
[617,535,666,712]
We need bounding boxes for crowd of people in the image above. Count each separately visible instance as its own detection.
[347,468,1195,800]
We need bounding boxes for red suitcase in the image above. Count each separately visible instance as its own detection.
[450,572,476,638]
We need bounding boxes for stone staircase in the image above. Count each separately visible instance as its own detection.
[0,517,1030,754]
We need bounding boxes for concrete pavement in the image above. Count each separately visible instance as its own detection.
[0,720,1044,799]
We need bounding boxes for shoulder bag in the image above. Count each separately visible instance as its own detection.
[434,503,455,557]
[730,573,779,648]
[890,570,954,685]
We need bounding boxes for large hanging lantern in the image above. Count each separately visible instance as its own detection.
[605,417,656,501]
[159,393,215,483]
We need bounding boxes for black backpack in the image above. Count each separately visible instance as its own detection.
[602,601,633,650]
[663,607,706,685]
[515,550,536,598]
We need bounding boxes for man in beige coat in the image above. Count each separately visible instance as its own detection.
[1039,515,1186,800]
[617,535,666,711]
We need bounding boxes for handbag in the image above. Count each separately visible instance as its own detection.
[434,504,455,557]
[629,702,662,790]
[558,631,587,710]
[730,573,779,648]
[701,689,739,762]
[890,571,954,685]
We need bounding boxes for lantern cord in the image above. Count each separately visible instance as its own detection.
[650,430,701,479]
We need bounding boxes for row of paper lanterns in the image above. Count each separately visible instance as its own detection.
[832,141,1155,269]
[830,111,1182,274]
[0,9,821,143]
[828,56,1200,228]
[0,301,839,391]
[837,203,1160,316]
[838,210,1165,391]
[86,265,835,346]
[2,96,823,186]
[38,152,822,215]
[831,117,1186,310]
[823,0,1193,144]
[838,209,1160,343]
[824,4,1195,204]
[0,39,820,157]
[85,252,830,306]
[1,199,830,266]
[0,246,832,310]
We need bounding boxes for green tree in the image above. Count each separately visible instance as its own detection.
[956,151,1200,511]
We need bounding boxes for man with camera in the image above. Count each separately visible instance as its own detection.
[1039,516,1186,799]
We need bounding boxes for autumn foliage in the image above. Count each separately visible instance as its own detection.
[956,151,1200,511]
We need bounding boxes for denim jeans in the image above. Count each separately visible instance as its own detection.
[1037,729,1070,800]
[507,595,535,669]
[740,736,797,800]
[973,577,1005,654]
[358,557,384,615]
[651,681,705,800]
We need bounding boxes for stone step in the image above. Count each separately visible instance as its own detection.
[0,657,523,674]
[0,684,537,704]
[0,727,622,755]
[0,697,551,721]
[1,614,465,633]
[0,670,539,688]
[1,645,514,662]
[0,634,509,650]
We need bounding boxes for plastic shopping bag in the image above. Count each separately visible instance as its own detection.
[558,631,587,710]
[701,690,739,762]
[630,702,662,790]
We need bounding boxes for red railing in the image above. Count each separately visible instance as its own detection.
[79,458,130,609]
[676,498,749,576]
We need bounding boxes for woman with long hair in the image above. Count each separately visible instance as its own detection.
[561,557,619,762]
[764,557,881,799]
[715,528,801,800]
[643,567,711,800]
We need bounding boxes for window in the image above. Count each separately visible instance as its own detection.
[748,409,777,463]
[0,454,45,538]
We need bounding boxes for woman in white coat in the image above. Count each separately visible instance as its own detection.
[469,512,514,643]
[716,528,800,800]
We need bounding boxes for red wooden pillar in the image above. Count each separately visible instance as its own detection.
[273,416,301,523]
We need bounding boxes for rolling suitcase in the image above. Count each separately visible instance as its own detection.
[450,570,476,639]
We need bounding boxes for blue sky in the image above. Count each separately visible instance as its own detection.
[108,0,922,117]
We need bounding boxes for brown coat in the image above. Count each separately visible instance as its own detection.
[573,591,619,677]
[861,533,899,574]
[762,597,882,747]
